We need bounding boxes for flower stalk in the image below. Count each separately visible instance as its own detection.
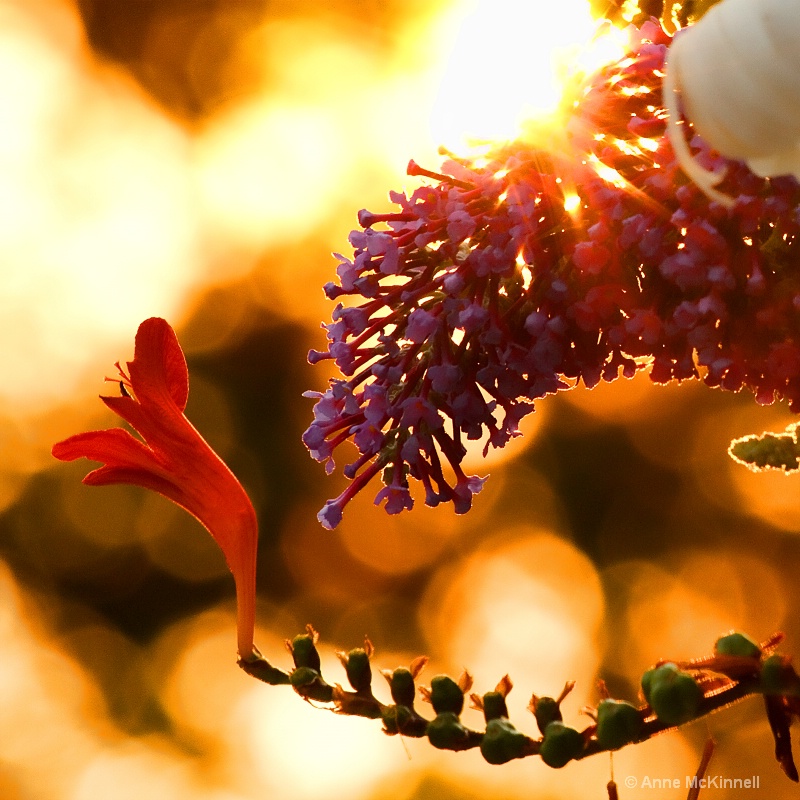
[304,18,800,529]
[239,625,800,780]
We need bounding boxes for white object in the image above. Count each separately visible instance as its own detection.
[664,0,800,206]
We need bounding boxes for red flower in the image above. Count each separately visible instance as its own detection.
[52,318,258,658]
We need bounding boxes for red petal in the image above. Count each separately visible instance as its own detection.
[83,465,190,509]
[128,317,189,413]
[100,395,154,440]
[52,428,162,473]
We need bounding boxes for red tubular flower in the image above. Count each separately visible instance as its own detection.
[52,318,258,658]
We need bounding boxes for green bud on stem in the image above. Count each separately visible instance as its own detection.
[595,699,643,750]
[539,722,584,768]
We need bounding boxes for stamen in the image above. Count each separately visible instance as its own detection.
[406,160,474,190]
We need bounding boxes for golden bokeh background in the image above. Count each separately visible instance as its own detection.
[0,1,798,798]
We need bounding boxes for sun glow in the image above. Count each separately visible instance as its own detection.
[588,154,628,188]
[430,0,629,151]
[563,192,582,214]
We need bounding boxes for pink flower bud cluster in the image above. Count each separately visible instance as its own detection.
[304,20,800,529]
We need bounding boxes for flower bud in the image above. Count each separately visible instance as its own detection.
[481,691,510,722]
[595,699,643,750]
[639,664,662,701]
[480,718,533,765]
[340,648,373,694]
[530,681,574,735]
[381,704,428,738]
[714,631,761,659]
[429,675,465,715]
[640,661,679,701]
[387,667,417,707]
[238,652,290,685]
[643,663,703,726]
[532,696,562,735]
[426,711,471,750]
[760,653,800,695]
[539,722,584,769]
[289,633,321,671]
[288,666,334,703]
[289,666,319,687]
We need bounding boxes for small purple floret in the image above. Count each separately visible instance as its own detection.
[318,500,343,531]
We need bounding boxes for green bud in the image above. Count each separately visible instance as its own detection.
[382,704,428,738]
[760,654,794,694]
[388,668,417,707]
[426,711,470,750]
[641,662,680,702]
[533,696,562,735]
[429,675,465,715]
[238,654,290,685]
[289,666,320,687]
[595,699,643,750]
[288,666,334,703]
[647,666,703,726]
[481,691,509,722]
[480,718,531,765]
[539,722,584,769]
[343,648,373,693]
[290,634,321,671]
[714,632,761,659]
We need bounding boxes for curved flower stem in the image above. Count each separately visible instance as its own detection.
[239,627,800,780]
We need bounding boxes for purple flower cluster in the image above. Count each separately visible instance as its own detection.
[304,19,800,529]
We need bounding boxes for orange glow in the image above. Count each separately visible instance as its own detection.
[607,548,785,685]
[192,12,462,254]
[279,503,391,602]
[0,562,105,798]
[0,0,207,514]
[565,368,684,423]
[162,616,430,797]
[336,488,460,575]
[588,154,628,188]
[71,741,198,800]
[729,428,800,532]
[5,1,798,797]
[691,402,800,528]
[459,397,548,472]
[735,472,800,531]
[161,611,255,740]
[0,2,201,414]
[233,649,410,800]
[195,100,346,249]
[420,526,605,718]
[429,0,628,151]
[563,192,582,214]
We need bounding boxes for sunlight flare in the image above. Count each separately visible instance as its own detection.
[430,0,629,150]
